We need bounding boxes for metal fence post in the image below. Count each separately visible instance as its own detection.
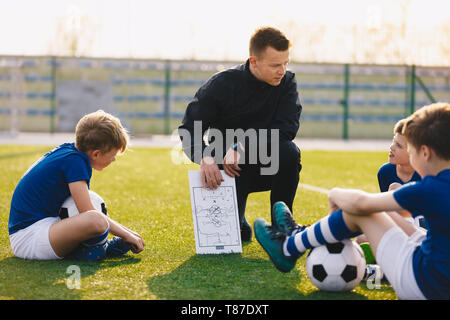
[340,63,350,140]
[409,64,416,115]
[163,60,171,135]
[415,73,437,104]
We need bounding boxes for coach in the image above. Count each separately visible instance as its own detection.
[179,27,302,242]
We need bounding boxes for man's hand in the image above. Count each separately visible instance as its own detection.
[223,147,241,178]
[200,156,223,190]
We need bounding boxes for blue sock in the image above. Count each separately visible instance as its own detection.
[284,209,361,257]
[82,227,109,247]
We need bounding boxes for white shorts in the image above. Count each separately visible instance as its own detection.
[404,216,426,229]
[376,226,427,300]
[9,217,63,260]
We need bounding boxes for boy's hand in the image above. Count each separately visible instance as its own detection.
[328,195,340,214]
[388,182,402,191]
[124,232,145,254]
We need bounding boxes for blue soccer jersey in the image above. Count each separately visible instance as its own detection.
[378,162,421,192]
[8,143,92,235]
[393,169,450,299]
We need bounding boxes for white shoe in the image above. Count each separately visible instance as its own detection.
[363,264,384,282]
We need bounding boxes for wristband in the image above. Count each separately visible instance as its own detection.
[232,142,244,152]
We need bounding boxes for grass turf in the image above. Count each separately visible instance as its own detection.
[0,145,396,300]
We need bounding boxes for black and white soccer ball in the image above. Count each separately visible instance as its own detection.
[59,190,108,219]
[306,239,366,292]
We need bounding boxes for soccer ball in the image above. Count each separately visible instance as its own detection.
[306,239,366,292]
[59,190,108,219]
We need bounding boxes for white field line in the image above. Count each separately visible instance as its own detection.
[300,183,330,195]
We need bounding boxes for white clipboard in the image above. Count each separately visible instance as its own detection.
[188,170,242,254]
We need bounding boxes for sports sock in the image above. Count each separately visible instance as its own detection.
[82,226,109,247]
[283,209,361,257]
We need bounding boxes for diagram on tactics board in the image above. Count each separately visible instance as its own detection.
[188,170,242,254]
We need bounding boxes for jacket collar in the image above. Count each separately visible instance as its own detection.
[244,59,271,88]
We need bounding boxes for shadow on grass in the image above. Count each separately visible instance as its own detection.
[147,254,307,300]
[146,254,369,300]
[0,256,140,299]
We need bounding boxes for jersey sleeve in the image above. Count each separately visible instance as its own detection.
[178,73,225,164]
[393,181,429,218]
[61,154,91,184]
[377,169,389,192]
[377,163,393,192]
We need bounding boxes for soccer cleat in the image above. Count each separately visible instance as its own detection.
[254,218,299,273]
[272,201,307,236]
[240,217,252,242]
[65,243,107,261]
[106,237,131,257]
[363,264,384,282]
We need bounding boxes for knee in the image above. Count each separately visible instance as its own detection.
[278,141,301,171]
[388,182,402,191]
[85,210,109,235]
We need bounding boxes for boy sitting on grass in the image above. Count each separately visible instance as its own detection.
[377,118,421,194]
[377,118,423,226]
[255,102,450,299]
[358,118,425,266]
[8,110,145,261]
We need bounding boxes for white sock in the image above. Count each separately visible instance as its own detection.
[283,239,291,256]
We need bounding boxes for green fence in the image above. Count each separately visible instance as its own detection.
[0,56,449,139]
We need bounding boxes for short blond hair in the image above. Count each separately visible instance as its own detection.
[75,110,129,154]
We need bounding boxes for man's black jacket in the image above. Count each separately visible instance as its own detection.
[178,59,302,164]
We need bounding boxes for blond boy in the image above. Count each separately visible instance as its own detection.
[9,110,145,260]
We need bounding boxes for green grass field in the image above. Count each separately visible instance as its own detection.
[0,144,397,300]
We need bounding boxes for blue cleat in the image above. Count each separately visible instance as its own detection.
[65,243,107,261]
[272,201,307,236]
[254,218,299,273]
[106,237,131,257]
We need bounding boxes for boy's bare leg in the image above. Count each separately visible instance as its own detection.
[355,210,418,244]
[49,210,109,257]
[342,210,419,258]
[385,211,419,236]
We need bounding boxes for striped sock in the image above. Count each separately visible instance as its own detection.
[283,209,361,257]
[82,227,109,247]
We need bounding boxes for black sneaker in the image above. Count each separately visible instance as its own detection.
[272,201,307,236]
[241,217,252,242]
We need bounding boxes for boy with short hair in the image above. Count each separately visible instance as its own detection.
[377,118,422,220]
[9,110,145,261]
[255,102,450,299]
[378,118,421,193]
[358,118,423,247]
